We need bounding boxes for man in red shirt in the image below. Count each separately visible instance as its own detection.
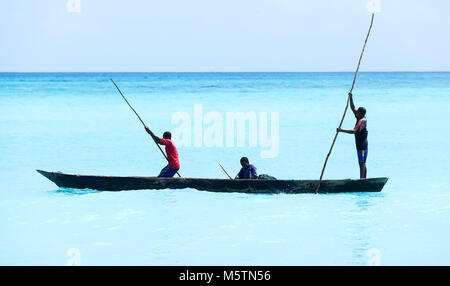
[144,126,180,177]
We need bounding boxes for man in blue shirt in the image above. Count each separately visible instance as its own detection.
[337,92,368,178]
[235,157,258,179]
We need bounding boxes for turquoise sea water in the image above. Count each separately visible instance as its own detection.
[1,72,449,265]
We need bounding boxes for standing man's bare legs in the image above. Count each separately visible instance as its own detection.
[359,162,367,179]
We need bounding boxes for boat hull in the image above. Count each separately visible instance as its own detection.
[36,170,388,194]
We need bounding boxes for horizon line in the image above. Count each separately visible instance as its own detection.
[1,71,449,73]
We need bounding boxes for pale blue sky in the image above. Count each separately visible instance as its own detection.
[1,0,449,72]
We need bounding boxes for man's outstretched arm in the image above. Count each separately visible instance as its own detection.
[349,92,357,115]
[144,126,160,144]
[337,127,356,134]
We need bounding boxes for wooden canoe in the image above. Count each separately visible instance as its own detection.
[36,170,388,194]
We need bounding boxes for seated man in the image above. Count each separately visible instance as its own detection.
[235,157,258,179]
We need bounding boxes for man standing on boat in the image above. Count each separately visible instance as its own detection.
[235,157,258,179]
[144,126,180,177]
[337,92,368,179]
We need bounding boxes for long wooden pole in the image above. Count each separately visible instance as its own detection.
[110,78,181,177]
[315,14,374,193]
[219,163,233,179]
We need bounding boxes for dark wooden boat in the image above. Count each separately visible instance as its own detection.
[36,170,388,194]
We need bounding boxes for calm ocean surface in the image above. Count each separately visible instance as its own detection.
[1,72,449,265]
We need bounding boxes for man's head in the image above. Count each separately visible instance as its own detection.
[240,157,250,168]
[163,131,171,139]
[355,107,366,119]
